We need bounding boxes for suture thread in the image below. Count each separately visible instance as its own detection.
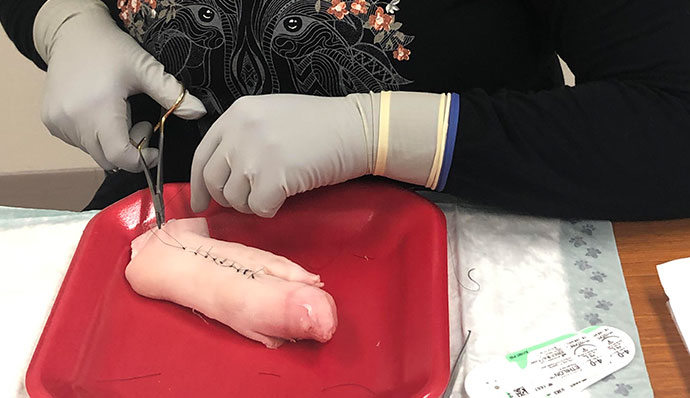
[458,267,481,292]
[148,226,265,279]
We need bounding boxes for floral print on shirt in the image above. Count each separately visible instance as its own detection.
[318,1,412,61]
[116,0,415,120]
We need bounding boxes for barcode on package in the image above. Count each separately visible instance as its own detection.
[514,387,529,397]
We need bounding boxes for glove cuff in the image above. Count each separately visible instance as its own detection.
[33,0,112,63]
[348,91,454,189]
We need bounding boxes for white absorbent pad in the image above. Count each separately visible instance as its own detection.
[434,199,654,398]
[0,206,98,398]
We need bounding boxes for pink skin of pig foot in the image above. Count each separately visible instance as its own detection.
[125,218,337,348]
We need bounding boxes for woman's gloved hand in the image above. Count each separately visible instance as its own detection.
[33,0,207,172]
[191,92,455,217]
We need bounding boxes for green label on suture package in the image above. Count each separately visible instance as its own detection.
[505,326,602,369]
[506,333,577,369]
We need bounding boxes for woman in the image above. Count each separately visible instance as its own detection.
[2,0,690,220]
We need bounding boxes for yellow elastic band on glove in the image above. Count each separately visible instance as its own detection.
[426,93,451,188]
[374,91,392,176]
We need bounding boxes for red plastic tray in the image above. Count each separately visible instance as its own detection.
[26,181,449,398]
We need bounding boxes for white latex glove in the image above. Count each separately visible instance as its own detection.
[33,0,207,172]
[191,92,444,217]
[191,94,371,217]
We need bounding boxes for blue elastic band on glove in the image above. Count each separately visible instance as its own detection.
[437,93,460,191]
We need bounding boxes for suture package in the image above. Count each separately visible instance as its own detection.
[126,217,338,348]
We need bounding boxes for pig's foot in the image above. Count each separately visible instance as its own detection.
[126,218,337,347]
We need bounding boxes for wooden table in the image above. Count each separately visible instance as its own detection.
[613,220,690,398]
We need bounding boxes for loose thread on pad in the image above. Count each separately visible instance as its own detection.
[458,268,480,292]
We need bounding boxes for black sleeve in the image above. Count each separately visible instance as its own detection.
[444,0,690,221]
[0,0,48,70]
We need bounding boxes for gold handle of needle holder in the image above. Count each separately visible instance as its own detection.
[154,87,187,134]
[129,85,187,229]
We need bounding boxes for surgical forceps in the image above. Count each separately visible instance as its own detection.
[131,86,187,229]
